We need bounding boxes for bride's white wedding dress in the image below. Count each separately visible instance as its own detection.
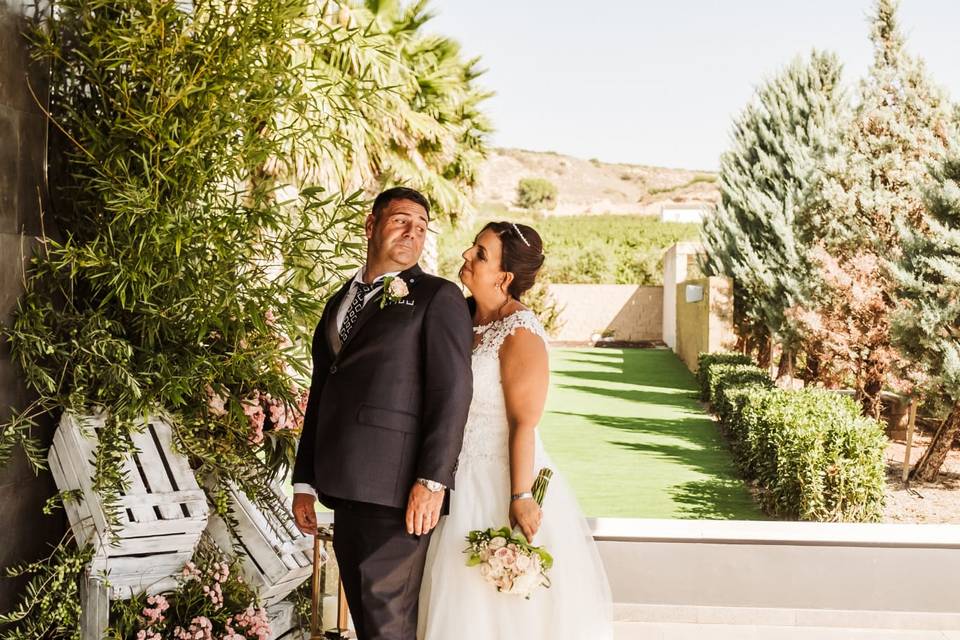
[418,310,613,640]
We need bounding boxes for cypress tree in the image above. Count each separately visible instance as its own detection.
[892,148,960,481]
[701,50,847,373]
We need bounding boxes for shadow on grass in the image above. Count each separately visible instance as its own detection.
[669,479,765,520]
[554,349,700,392]
[553,411,762,519]
[555,382,699,405]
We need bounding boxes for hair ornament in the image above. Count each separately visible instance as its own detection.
[511,222,531,247]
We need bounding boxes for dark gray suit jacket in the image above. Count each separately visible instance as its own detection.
[292,264,474,510]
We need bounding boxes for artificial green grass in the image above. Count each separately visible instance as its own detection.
[540,347,765,520]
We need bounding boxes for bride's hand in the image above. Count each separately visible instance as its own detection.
[509,498,542,541]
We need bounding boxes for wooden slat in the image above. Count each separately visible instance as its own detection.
[233,501,290,582]
[122,515,207,538]
[116,431,157,524]
[116,490,206,510]
[99,531,200,557]
[146,418,209,520]
[80,573,109,640]
[267,600,296,637]
[52,422,110,540]
[110,575,180,601]
[48,447,97,546]
[89,551,192,583]
[129,423,180,520]
[145,418,199,486]
[235,486,312,573]
[273,537,314,556]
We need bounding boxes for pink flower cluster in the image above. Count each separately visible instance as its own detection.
[247,386,309,443]
[141,594,170,626]
[241,390,266,444]
[225,605,271,640]
[173,615,213,640]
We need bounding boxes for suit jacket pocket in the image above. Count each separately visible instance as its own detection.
[357,403,419,434]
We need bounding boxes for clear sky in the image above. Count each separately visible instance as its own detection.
[428,1,960,171]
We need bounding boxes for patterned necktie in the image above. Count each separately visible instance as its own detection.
[339,280,377,344]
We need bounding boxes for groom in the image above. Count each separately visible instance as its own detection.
[291,187,473,640]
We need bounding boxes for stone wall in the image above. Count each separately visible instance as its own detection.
[0,0,66,612]
[547,284,663,344]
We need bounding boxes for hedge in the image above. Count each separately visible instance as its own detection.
[697,352,887,523]
[697,352,753,400]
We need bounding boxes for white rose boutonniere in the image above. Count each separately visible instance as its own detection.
[380,275,410,308]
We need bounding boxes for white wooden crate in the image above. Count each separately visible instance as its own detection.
[48,411,209,598]
[206,481,315,605]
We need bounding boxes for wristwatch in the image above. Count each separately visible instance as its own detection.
[416,478,446,493]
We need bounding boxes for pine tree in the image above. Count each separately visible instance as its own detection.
[700,50,847,373]
[796,0,953,416]
[892,148,960,481]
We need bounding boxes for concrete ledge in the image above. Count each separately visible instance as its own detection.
[614,604,960,631]
[590,518,960,617]
[588,517,960,549]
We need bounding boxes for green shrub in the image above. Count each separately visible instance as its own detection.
[696,351,756,400]
[699,351,886,522]
[735,388,886,522]
[713,368,774,425]
[516,177,558,210]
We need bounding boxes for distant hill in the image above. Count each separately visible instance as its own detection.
[474,147,719,216]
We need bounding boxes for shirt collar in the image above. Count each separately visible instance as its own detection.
[353,265,402,287]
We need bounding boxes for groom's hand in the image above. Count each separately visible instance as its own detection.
[292,492,318,535]
[405,483,444,536]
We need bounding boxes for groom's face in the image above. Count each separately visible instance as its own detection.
[365,198,429,270]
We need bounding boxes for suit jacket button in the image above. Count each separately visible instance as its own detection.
[329,365,337,374]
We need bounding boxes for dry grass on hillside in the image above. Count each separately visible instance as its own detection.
[474,147,720,216]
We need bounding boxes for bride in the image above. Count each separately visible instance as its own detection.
[417,222,613,639]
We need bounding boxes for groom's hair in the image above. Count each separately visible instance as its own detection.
[372,187,431,221]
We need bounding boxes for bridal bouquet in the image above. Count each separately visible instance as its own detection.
[464,468,554,599]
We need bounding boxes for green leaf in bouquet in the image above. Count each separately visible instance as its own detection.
[465,554,482,567]
[535,547,554,570]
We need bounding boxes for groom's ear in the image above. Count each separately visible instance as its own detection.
[364,213,377,240]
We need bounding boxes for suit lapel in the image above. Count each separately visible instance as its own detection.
[339,263,423,352]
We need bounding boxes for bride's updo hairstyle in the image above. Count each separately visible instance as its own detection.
[481,221,545,300]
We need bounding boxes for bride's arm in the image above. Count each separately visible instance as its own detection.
[500,327,549,540]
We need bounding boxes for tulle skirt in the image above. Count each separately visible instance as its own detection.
[418,447,613,640]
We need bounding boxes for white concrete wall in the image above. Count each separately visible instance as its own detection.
[661,242,703,350]
[590,518,960,627]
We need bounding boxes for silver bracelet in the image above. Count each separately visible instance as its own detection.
[511,491,534,501]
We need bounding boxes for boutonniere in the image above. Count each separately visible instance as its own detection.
[380,275,410,308]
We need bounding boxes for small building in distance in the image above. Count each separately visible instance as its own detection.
[660,203,711,224]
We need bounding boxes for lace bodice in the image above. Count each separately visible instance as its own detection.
[458,310,548,464]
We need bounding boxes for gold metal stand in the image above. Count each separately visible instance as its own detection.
[310,525,352,640]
